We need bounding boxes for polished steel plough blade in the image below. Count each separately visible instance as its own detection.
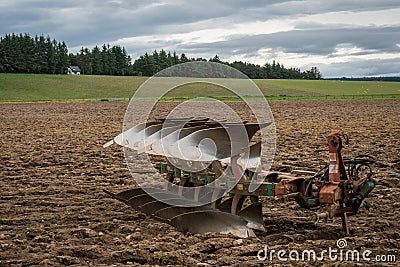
[154,206,212,220]
[170,210,255,238]
[105,187,261,238]
[238,203,266,232]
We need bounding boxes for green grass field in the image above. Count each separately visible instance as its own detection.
[0,73,399,102]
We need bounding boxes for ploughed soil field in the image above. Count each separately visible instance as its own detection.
[1,99,399,266]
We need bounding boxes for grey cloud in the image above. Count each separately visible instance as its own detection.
[1,0,400,77]
[2,0,399,47]
[252,0,400,18]
[314,58,400,77]
[7,0,397,46]
[3,3,130,44]
[1,0,251,46]
[178,26,400,57]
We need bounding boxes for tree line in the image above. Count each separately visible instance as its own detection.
[0,33,322,79]
[133,52,322,79]
[328,77,400,82]
[0,33,68,74]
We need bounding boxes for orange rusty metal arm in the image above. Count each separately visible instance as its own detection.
[328,130,348,182]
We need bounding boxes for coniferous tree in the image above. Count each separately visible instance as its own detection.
[179,53,189,63]
[91,46,102,74]
[56,42,69,74]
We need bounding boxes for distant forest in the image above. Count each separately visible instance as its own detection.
[0,33,323,79]
[327,77,400,82]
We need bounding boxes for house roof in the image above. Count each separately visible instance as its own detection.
[69,66,81,72]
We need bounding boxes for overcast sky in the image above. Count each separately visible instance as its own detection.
[1,0,400,77]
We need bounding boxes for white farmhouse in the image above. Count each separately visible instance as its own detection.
[68,66,81,75]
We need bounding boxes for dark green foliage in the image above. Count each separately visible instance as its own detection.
[0,33,69,74]
[132,50,322,79]
[0,33,322,79]
[68,44,133,75]
[329,76,400,82]
[0,33,132,76]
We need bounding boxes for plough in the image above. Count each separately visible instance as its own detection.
[104,118,376,238]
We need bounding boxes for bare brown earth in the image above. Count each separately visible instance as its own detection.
[0,99,399,266]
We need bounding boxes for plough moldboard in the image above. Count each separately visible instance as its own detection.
[104,118,376,238]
